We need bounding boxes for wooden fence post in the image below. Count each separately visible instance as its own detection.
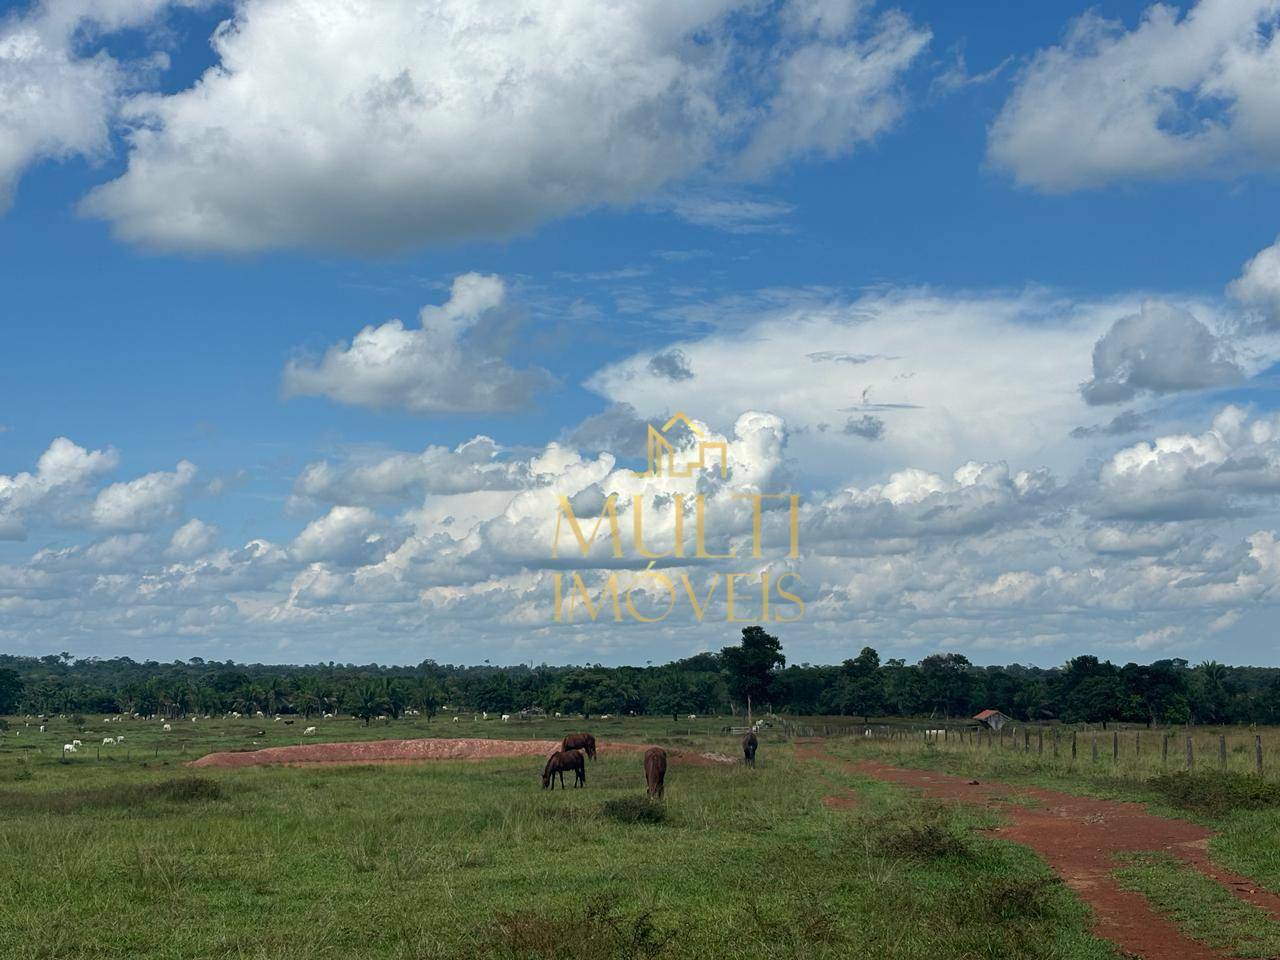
[1038,730,1043,756]
[1071,731,1077,760]
[1256,735,1264,776]
[1024,729,1030,752]
[1219,735,1227,772]
[1186,736,1194,771]
[1135,732,1140,757]
[1112,731,1119,764]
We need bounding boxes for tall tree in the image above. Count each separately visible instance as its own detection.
[721,626,785,716]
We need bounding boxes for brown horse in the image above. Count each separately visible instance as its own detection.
[742,730,758,766]
[643,747,667,799]
[542,749,585,790]
[561,732,597,760]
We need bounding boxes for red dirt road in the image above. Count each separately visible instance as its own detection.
[805,743,1280,960]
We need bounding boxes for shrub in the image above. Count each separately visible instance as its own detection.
[1147,771,1280,816]
[601,796,667,825]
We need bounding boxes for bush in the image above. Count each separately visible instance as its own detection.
[601,796,667,825]
[1147,771,1280,816]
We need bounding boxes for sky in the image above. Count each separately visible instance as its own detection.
[3,0,1280,668]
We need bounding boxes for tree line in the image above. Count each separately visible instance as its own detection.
[0,627,1276,726]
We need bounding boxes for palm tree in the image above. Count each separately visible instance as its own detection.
[351,682,389,726]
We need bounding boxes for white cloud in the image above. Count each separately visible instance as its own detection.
[292,436,522,505]
[988,0,1280,191]
[1091,406,1280,520]
[0,436,118,538]
[166,518,218,559]
[0,0,197,211]
[283,273,553,414]
[91,459,196,531]
[291,505,398,567]
[80,0,928,252]
[1228,234,1280,327]
[587,288,1125,478]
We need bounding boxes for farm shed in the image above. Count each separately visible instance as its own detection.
[973,709,1011,731]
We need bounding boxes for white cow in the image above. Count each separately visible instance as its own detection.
[39,725,45,733]
[452,717,459,723]
[687,714,697,720]
[72,739,81,747]
[501,714,510,722]
[63,743,77,754]
[162,723,171,731]
[303,726,317,735]
[116,735,125,743]
[102,737,116,746]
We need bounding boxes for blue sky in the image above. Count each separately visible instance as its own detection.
[3,0,1280,667]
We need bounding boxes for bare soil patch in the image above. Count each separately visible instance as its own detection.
[189,737,731,769]
[807,740,1280,960]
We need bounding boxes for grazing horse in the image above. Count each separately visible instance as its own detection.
[742,730,758,767]
[561,732,597,760]
[643,747,667,799]
[542,749,586,790]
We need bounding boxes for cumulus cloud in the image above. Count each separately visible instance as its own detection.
[0,437,118,538]
[1080,301,1243,405]
[0,0,196,211]
[291,506,398,567]
[283,273,553,414]
[292,436,522,506]
[1228,234,1280,328]
[1091,406,1280,520]
[989,0,1280,191]
[91,459,197,531]
[80,0,928,252]
[166,517,218,559]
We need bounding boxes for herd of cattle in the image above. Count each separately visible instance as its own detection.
[541,729,759,798]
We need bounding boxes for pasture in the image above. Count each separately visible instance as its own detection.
[0,713,1120,960]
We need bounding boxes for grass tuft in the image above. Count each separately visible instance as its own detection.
[487,894,670,960]
[601,795,667,825]
[864,801,972,862]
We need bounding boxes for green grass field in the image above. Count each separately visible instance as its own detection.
[0,714,1124,960]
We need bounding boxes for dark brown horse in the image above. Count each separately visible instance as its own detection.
[542,749,585,790]
[643,747,667,799]
[561,732,597,760]
[742,730,758,766]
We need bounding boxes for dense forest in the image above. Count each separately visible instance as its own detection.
[0,626,1277,726]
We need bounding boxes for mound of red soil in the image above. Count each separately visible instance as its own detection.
[189,737,736,769]
[190,737,563,768]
